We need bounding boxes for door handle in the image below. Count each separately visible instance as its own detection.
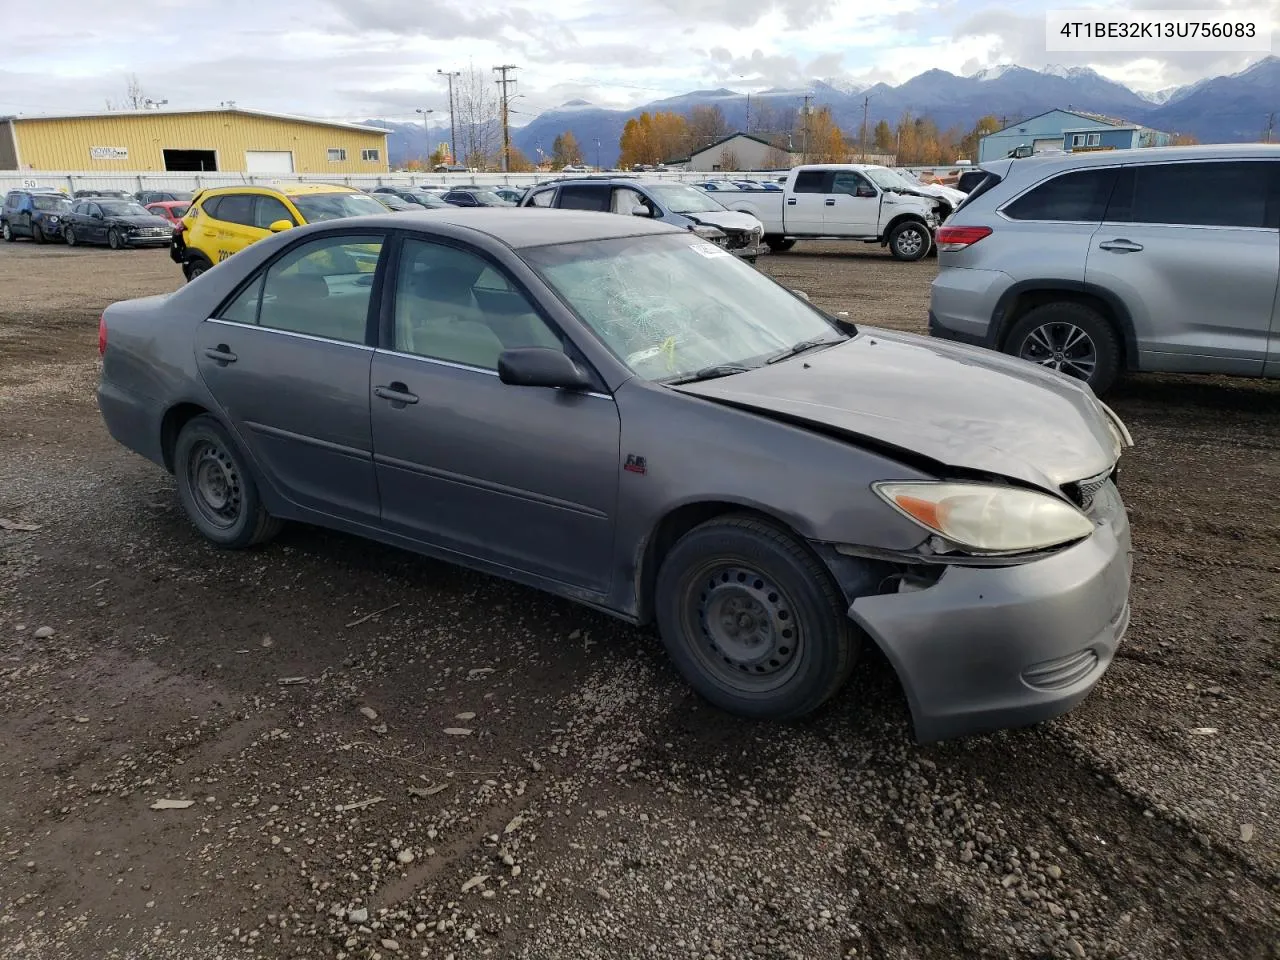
[824,198,836,206]
[374,382,419,406]
[203,344,237,364]
[786,198,797,206]
[1098,239,1143,253]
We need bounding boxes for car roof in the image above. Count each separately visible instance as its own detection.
[304,208,684,249]
[202,183,357,197]
[996,142,1280,176]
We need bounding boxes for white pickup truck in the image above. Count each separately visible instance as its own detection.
[710,164,945,261]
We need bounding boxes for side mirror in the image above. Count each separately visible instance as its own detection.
[856,185,877,198]
[498,347,593,391]
[92,211,104,220]
[269,219,293,233]
[630,205,651,217]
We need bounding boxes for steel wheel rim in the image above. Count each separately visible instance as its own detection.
[1019,322,1097,381]
[896,227,924,257]
[187,439,242,529]
[681,562,803,693]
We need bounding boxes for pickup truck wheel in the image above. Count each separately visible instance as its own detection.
[174,415,283,548]
[888,220,931,261]
[765,237,795,253]
[1005,302,1121,395]
[655,515,858,720]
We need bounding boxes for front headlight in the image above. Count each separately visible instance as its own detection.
[874,481,1094,555]
[691,225,726,241]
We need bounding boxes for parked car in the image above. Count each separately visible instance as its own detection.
[561,164,590,173]
[873,168,968,218]
[2,188,72,243]
[171,183,388,280]
[521,178,765,260]
[73,189,134,200]
[433,163,469,173]
[929,144,1280,394]
[490,187,527,204]
[137,189,194,205]
[370,193,420,212]
[371,186,451,208]
[61,199,173,249]
[711,164,944,259]
[441,188,516,208]
[692,180,740,193]
[97,208,1133,742]
[145,200,190,225]
[734,180,782,192]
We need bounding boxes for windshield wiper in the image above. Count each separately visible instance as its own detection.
[663,363,755,385]
[765,335,846,364]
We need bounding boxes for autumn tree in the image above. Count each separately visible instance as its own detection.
[504,146,536,172]
[551,131,583,166]
[686,105,730,154]
[958,115,1001,161]
[718,148,742,171]
[428,145,450,167]
[618,111,689,167]
[796,106,846,163]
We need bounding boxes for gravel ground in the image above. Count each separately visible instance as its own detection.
[1,240,1277,960]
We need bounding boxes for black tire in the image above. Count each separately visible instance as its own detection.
[184,255,212,282]
[63,226,77,247]
[1005,301,1122,395]
[108,228,124,250]
[1,221,12,242]
[654,514,858,720]
[765,237,795,253]
[173,415,283,548]
[887,220,931,261]
[32,223,47,244]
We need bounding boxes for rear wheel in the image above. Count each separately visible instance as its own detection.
[1005,301,1122,395]
[887,220,931,261]
[174,415,282,548]
[765,237,795,253]
[108,228,124,250]
[654,515,858,720]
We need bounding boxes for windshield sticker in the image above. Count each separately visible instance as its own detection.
[689,243,731,258]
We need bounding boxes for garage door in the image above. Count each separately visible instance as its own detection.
[1032,137,1062,154]
[245,151,295,174]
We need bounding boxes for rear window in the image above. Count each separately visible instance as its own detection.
[953,173,1001,215]
[1105,161,1275,229]
[793,170,831,193]
[1002,168,1116,222]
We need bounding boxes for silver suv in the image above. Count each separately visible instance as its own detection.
[928,144,1280,394]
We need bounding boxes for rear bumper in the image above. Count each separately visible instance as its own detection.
[98,379,166,469]
[927,311,989,348]
[849,481,1131,742]
[928,267,1010,347]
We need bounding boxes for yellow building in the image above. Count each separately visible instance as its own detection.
[0,107,390,174]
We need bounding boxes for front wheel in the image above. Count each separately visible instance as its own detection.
[32,223,47,244]
[654,515,858,720]
[108,228,124,250]
[887,220,931,261]
[173,415,283,548]
[1005,302,1122,395]
[765,237,795,253]
[1,221,12,242]
[64,227,78,247]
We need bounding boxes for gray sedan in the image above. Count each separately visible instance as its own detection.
[98,209,1134,742]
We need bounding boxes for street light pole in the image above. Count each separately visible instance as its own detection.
[437,69,461,163]
[415,108,434,166]
[860,94,874,161]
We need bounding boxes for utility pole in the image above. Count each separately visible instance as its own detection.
[860,94,872,161]
[594,138,601,171]
[1266,112,1275,143]
[493,64,518,173]
[437,69,461,164]
[801,94,813,163]
[745,92,751,133]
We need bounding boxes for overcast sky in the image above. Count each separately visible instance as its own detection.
[2,0,1275,125]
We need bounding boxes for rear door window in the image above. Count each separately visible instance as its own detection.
[1105,161,1275,228]
[1002,168,1116,222]
[793,170,832,193]
[215,194,256,226]
[527,188,555,207]
[557,184,610,211]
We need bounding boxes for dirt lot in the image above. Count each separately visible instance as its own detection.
[1,240,1277,960]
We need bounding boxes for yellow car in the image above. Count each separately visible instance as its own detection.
[170,183,389,281]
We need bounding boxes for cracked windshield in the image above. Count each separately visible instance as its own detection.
[524,233,844,382]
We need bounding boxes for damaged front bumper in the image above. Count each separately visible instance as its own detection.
[841,480,1132,742]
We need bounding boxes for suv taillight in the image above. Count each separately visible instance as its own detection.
[935,226,992,252]
[98,314,106,356]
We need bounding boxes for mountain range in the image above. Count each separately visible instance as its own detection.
[369,56,1279,168]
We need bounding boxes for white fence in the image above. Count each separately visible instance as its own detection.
[0,165,970,195]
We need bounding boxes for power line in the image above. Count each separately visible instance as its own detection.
[493,65,518,172]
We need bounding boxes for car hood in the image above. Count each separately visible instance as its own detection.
[683,210,763,233]
[670,328,1121,492]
